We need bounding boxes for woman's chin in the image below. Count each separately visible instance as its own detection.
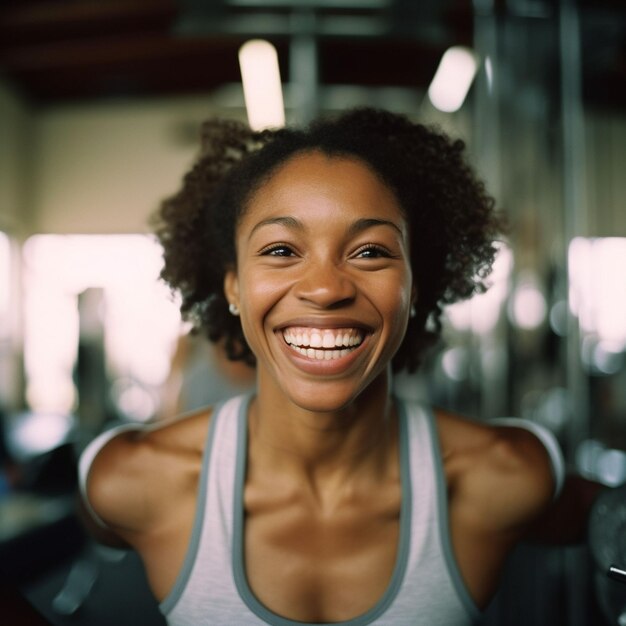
[276,375,387,416]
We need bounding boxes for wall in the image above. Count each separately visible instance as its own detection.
[31,95,247,234]
[586,110,626,237]
[0,80,32,235]
[29,93,626,238]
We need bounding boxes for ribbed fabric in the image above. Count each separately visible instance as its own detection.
[159,395,480,626]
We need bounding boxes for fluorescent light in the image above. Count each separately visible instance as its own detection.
[238,39,285,131]
[484,56,493,94]
[428,46,479,113]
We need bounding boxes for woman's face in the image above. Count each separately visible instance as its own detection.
[225,151,413,412]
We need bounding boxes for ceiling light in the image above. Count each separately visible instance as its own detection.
[428,46,479,113]
[238,39,285,130]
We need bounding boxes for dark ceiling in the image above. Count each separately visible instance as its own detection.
[0,0,623,110]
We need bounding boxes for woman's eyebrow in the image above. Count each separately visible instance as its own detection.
[346,218,404,238]
[248,216,303,240]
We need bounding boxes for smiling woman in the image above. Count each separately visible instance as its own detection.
[78,108,574,626]
[154,109,501,373]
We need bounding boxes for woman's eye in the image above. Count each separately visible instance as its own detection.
[261,245,295,257]
[355,245,391,259]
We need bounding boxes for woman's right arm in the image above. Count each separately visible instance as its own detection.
[79,409,211,548]
[80,430,162,547]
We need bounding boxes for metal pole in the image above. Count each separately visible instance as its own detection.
[289,8,319,124]
[473,2,508,421]
[559,2,590,625]
[560,0,589,465]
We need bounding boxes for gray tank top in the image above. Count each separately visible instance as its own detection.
[159,395,480,626]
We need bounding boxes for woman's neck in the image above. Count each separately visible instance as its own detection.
[248,371,397,507]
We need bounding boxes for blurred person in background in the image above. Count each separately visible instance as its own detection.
[160,332,255,418]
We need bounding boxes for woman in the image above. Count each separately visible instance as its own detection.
[80,108,567,625]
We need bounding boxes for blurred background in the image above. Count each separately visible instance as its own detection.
[0,0,624,624]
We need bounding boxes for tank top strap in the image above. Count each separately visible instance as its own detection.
[398,399,481,623]
[160,393,252,618]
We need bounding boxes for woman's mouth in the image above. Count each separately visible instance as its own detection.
[281,326,365,361]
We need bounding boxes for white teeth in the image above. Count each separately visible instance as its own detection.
[322,332,335,348]
[282,326,366,361]
[309,332,320,348]
[282,327,364,350]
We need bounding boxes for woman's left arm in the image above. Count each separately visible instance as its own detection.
[486,418,607,545]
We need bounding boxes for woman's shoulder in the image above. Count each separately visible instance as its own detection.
[83,406,214,540]
[434,408,556,534]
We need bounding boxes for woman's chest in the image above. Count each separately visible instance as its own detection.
[243,487,402,623]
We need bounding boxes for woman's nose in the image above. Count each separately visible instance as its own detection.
[294,259,357,309]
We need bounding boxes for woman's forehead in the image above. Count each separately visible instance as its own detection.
[240,150,407,231]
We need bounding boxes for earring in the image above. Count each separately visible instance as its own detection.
[229,303,240,316]
[410,304,417,319]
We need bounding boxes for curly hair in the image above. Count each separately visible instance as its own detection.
[152,108,504,372]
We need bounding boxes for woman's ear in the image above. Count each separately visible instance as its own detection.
[224,269,240,310]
